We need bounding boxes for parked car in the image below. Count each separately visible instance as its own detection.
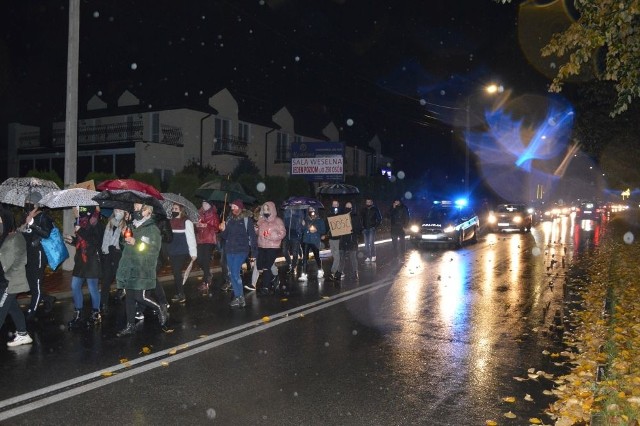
[487,203,533,232]
[574,201,603,222]
[409,200,480,248]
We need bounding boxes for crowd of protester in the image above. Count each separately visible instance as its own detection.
[0,192,409,346]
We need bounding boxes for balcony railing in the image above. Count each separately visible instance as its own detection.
[212,135,248,156]
[18,131,41,149]
[158,124,183,147]
[53,120,145,146]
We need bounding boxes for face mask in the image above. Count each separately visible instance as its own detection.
[332,207,339,213]
[114,211,124,221]
[171,211,179,218]
[345,208,352,213]
[133,211,144,221]
[202,203,211,211]
[263,213,270,218]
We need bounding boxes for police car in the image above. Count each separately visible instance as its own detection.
[409,200,480,248]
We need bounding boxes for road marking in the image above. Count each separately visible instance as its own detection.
[0,275,395,421]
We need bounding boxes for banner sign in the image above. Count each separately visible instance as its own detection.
[291,141,344,182]
[327,213,352,237]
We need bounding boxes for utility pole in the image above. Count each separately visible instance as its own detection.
[62,0,79,270]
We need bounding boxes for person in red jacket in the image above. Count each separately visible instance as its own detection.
[195,200,220,293]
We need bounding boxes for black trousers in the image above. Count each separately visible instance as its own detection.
[390,228,406,256]
[300,243,321,272]
[170,253,191,296]
[100,248,122,304]
[125,289,160,325]
[26,247,51,313]
[196,243,215,284]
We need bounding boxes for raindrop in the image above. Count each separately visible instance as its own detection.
[109,16,114,22]
[97,90,102,96]
[419,99,426,106]
[148,104,153,108]
[440,90,445,96]
[206,408,216,420]
[220,43,224,47]
[249,29,253,34]
[402,66,406,71]
[397,171,405,179]
[259,0,265,5]
[386,162,391,167]
[623,232,634,244]
[201,42,205,46]
[550,62,556,69]
[352,330,358,336]
[294,56,300,62]
[346,118,354,126]
[184,92,189,96]
[93,11,99,18]
[130,63,138,70]
[532,247,541,256]
[324,342,330,347]
[256,182,266,192]
[293,392,299,397]
[389,176,397,182]
[202,15,206,20]
[404,191,413,200]
[199,90,203,95]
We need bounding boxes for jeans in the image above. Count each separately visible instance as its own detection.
[363,228,376,258]
[71,276,100,310]
[0,292,27,333]
[226,252,248,298]
[328,239,341,274]
[390,228,406,257]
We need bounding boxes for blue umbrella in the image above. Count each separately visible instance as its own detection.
[281,196,324,210]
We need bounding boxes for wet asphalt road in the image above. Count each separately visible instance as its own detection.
[0,217,605,425]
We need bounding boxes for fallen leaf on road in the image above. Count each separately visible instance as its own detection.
[140,346,151,354]
[161,362,169,367]
[101,371,114,377]
[529,418,542,424]
[503,411,517,418]
[513,376,527,382]
[262,316,271,322]
[119,358,128,364]
[485,421,497,426]
[524,394,534,402]
[502,396,516,403]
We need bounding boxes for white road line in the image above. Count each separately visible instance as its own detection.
[0,276,394,421]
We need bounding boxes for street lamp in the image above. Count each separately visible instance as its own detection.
[464,83,504,196]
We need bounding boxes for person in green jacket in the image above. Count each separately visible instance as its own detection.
[116,202,168,337]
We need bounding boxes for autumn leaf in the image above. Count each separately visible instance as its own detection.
[140,346,152,354]
[101,371,114,377]
[262,316,270,322]
[502,396,516,403]
[503,411,516,419]
[485,421,498,426]
[528,418,542,424]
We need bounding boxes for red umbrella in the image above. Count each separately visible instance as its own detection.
[97,179,163,200]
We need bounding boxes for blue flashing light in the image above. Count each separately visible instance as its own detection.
[454,198,468,207]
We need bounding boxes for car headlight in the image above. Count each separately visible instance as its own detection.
[443,225,455,233]
[410,225,420,233]
[487,214,496,224]
[513,216,522,223]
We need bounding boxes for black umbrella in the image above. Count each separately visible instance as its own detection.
[92,190,165,214]
[281,196,324,210]
[316,183,360,195]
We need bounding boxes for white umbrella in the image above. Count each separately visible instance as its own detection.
[39,188,100,208]
[0,177,61,207]
[161,193,199,223]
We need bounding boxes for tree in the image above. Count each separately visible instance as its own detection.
[498,0,640,116]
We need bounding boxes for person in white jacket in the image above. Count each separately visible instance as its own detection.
[167,203,197,303]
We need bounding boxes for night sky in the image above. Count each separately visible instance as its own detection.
[1,0,552,180]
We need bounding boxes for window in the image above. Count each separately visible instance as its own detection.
[238,122,250,142]
[215,117,230,140]
[276,132,289,162]
[151,113,160,143]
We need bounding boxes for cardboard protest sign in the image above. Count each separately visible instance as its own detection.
[73,180,96,190]
[327,213,352,237]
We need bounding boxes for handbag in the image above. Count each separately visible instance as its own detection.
[41,226,69,270]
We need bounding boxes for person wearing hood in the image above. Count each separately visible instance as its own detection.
[19,191,56,319]
[167,203,197,304]
[115,203,168,337]
[218,199,257,308]
[0,206,33,347]
[298,207,327,281]
[253,201,285,295]
[64,205,105,329]
[325,199,343,281]
[100,208,127,315]
[195,201,220,293]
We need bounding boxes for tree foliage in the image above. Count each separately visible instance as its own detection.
[498,0,640,116]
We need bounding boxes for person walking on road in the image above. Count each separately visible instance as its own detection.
[389,198,410,260]
[336,201,362,282]
[298,207,327,281]
[254,201,285,295]
[64,206,105,329]
[325,200,343,281]
[282,207,304,275]
[361,197,382,262]
[0,207,33,347]
[115,203,168,337]
[19,191,56,320]
[100,208,126,315]
[195,201,220,293]
[218,199,257,308]
[167,203,197,304]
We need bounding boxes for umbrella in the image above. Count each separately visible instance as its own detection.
[92,190,165,214]
[316,183,360,195]
[281,196,324,210]
[195,180,255,204]
[38,188,99,209]
[0,177,61,207]
[96,179,163,200]
[161,193,199,222]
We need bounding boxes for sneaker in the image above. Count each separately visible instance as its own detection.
[158,304,169,327]
[298,273,308,281]
[371,256,376,262]
[229,296,246,308]
[171,294,186,304]
[364,258,371,262]
[317,270,324,278]
[7,333,33,347]
[87,311,102,326]
[116,323,136,337]
[244,283,256,291]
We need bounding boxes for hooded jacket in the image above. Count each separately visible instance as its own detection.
[256,201,286,249]
[219,208,258,256]
[301,210,327,247]
[196,205,220,245]
[116,216,161,290]
[0,208,29,295]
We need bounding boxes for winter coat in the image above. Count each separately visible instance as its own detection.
[256,201,286,249]
[168,217,197,257]
[325,206,343,240]
[301,214,327,248]
[340,211,362,251]
[361,204,382,230]
[70,214,104,279]
[20,210,54,260]
[196,206,220,245]
[219,209,257,256]
[390,203,410,231]
[0,233,29,294]
[116,217,161,291]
